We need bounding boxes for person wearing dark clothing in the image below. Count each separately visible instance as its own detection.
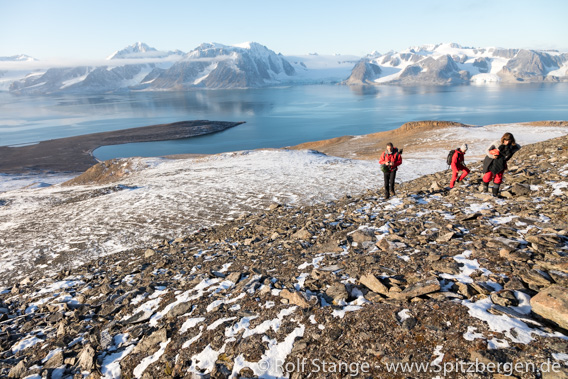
[482,132,521,197]
[379,142,402,199]
[450,144,470,188]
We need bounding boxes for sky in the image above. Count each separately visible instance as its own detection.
[1,0,567,61]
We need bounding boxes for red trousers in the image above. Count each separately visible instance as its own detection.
[483,171,504,184]
[450,167,470,188]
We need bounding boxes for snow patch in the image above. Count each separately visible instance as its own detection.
[101,345,135,379]
[133,339,171,378]
[440,250,492,284]
[230,325,305,378]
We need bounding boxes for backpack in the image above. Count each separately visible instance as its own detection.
[446,149,456,166]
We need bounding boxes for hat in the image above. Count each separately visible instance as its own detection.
[461,144,468,152]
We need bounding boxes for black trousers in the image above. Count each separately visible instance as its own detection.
[383,170,397,196]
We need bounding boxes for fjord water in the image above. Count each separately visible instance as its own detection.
[1,84,567,160]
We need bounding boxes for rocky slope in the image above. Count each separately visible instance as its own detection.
[1,136,568,378]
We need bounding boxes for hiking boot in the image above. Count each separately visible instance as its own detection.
[482,182,489,193]
[492,184,503,198]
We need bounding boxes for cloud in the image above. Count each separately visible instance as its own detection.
[0,55,186,71]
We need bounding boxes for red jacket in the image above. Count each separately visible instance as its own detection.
[451,149,467,171]
[379,148,402,172]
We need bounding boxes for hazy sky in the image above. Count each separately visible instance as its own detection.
[1,0,567,60]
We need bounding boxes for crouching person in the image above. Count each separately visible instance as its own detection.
[379,142,402,200]
[482,132,521,197]
[450,144,470,189]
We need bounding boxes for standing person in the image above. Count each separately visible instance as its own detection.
[482,132,521,197]
[450,144,470,189]
[379,142,402,199]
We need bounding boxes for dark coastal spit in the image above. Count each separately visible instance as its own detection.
[0,120,244,174]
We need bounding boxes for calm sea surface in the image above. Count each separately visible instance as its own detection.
[0,84,567,160]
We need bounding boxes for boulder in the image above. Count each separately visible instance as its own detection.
[350,229,376,243]
[376,238,398,251]
[7,360,27,378]
[431,181,443,191]
[359,273,389,296]
[325,282,349,304]
[525,234,561,247]
[490,290,519,307]
[76,344,96,371]
[391,279,441,300]
[530,285,568,330]
[123,309,155,325]
[537,260,568,274]
[511,183,532,196]
[280,289,310,308]
[44,350,64,369]
[518,269,554,288]
[133,328,168,355]
[268,203,280,211]
[436,232,455,243]
[499,248,532,262]
[432,259,461,275]
[292,228,312,241]
[167,301,193,319]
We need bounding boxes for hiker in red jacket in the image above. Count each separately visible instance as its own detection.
[450,144,470,189]
[482,132,521,197]
[379,142,402,199]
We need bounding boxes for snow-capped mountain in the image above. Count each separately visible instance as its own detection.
[3,42,568,93]
[7,43,184,94]
[0,54,37,62]
[345,43,568,85]
[343,59,382,85]
[8,64,160,94]
[145,42,296,89]
[107,41,184,60]
[6,42,300,93]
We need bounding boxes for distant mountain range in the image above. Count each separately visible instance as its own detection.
[107,42,185,60]
[1,42,567,94]
[0,54,37,62]
[345,43,568,85]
